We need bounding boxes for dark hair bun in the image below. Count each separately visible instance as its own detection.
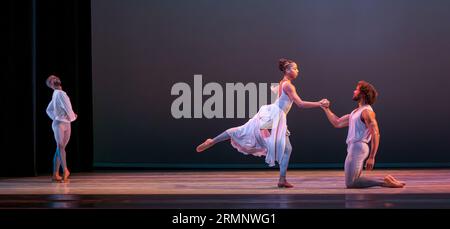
[278,58,294,72]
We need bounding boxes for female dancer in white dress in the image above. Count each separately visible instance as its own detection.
[46,75,77,182]
[196,59,329,188]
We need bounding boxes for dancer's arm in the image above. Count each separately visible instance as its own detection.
[362,110,380,170]
[283,82,325,109]
[321,107,350,128]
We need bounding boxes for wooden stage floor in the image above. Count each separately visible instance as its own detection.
[1,169,450,208]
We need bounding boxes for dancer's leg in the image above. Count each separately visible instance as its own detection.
[345,143,403,188]
[53,149,61,176]
[62,123,71,181]
[385,174,406,185]
[52,121,70,181]
[345,143,382,188]
[51,121,63,181]
[212,130,230,143]
[196,129,232,152]
[278,136,293,188]
[57,125,68,172]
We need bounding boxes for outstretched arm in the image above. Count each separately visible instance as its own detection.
[321,107,350,128]
[283,82,327,109]
[362,109,380,170]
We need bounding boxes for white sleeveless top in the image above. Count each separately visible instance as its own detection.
[274,84,293,114]
[346,105,373,145]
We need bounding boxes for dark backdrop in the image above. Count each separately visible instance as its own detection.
[3,0,450,177]
[92,0,450,168]
[3,0,92,176]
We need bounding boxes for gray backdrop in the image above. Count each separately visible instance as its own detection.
[92,0,450,168]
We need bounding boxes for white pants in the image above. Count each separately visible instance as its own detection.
[279,136,292,177]
[345,142,383,188]
[52,120,71,174]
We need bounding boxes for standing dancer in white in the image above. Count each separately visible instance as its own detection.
[196,58,329,188]
[46,75,77,182]
[322,81,405,188]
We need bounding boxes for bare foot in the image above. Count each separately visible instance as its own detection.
[196,139,214,152]
[383,175,405,188]
[386,174,406,185]
[278,181,294,188]
[63,169,70,182]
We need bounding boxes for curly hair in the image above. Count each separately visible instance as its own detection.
[357,81,378,105]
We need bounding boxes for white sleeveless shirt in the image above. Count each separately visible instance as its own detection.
[346,105,373,145]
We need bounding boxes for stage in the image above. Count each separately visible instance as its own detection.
[1,169,450,209]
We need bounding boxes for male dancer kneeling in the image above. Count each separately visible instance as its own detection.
[322,81,405,188]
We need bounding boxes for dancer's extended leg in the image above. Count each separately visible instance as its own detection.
[51,121,64,182]
[196,129,231,152]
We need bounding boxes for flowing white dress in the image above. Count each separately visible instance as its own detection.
[226,84,293,167]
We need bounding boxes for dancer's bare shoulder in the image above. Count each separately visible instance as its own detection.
[282,81,296,94]
[361,109,377,123]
